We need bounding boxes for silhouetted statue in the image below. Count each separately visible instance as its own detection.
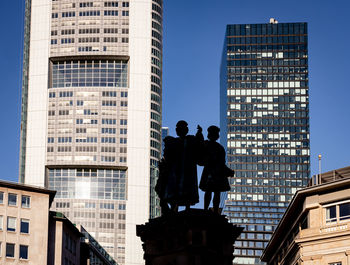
[199,126,234,214]
[156,120,203,213]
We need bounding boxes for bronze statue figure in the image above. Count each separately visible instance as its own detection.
[156,120,203,213]
[199,125,234,214]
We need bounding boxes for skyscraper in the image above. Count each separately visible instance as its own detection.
[19,0,163,264]
[220,20,310,264]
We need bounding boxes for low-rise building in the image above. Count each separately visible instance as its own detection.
[0,180,55,264]
[79,225,117,265]
[48,211,82,265]
[0,180,117,265]
[261,166,350,265]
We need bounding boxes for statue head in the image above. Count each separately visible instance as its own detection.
[207,126,220,141]
[176,120,189,138]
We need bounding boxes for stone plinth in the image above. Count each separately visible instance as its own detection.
[136,209,243,265]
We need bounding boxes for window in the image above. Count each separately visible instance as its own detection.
[104,10,118,16]
[19,245,28,260]
[20,219,29,234]
[329,263,342,265]
[8,194,17,206]
[326,205,337,223]
[300,214,308,229]
[79,10,100,16]
[62,12,75,17]
[340,203,350,221]
[6,243,14,258]
[21,196,30,208]
[0,216,3,230]
[325,201,350,223]
[7,217,16,232]
[0,192,3,204]
[104,1,118,7]
[61,38,74,44]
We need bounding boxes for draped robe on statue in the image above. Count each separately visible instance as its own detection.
[162,133,203,206]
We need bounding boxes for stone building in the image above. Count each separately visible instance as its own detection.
[261,166,350,265]
[0,180,55,264]
[0,180,117,265]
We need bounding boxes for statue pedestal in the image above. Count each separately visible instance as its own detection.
[136,209,243,265]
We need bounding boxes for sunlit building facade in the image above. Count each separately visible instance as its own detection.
[220,20,310,264]
[19,0,163,264]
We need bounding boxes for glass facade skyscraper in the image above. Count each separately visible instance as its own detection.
[220,21,310,264]
[19,0,163,264]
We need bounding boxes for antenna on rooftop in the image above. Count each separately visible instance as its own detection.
[318,154,322,175]
[317,154,322,185]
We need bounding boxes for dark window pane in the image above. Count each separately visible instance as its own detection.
[8,193,17,206]
[20,219,29,233]
[21,196,30,208]
[6,243,15,257]
[340,203,350,220]
[20,245,28,259]
[326,205,336,222]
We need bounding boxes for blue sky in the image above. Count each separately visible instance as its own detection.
[0,0,349,183]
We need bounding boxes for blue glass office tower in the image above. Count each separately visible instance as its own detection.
[220,20,310,264]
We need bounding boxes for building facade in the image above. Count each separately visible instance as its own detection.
[78,225,117,265]
[0,180,55,264]
[220,20,310,264]
[48,211,83,265]
[262,166,350,265]
[19,0,163,263]
[0,180,117,265]
[49,212,118,265]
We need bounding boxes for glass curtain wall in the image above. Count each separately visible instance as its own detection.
[221,22,310,265]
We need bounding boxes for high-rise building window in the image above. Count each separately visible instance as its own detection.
[0,192,3,204]
[48,168,126,200]
[50,60,128,88]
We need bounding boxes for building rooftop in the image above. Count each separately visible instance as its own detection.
[308,165,350,186]
[0,179,56,206]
